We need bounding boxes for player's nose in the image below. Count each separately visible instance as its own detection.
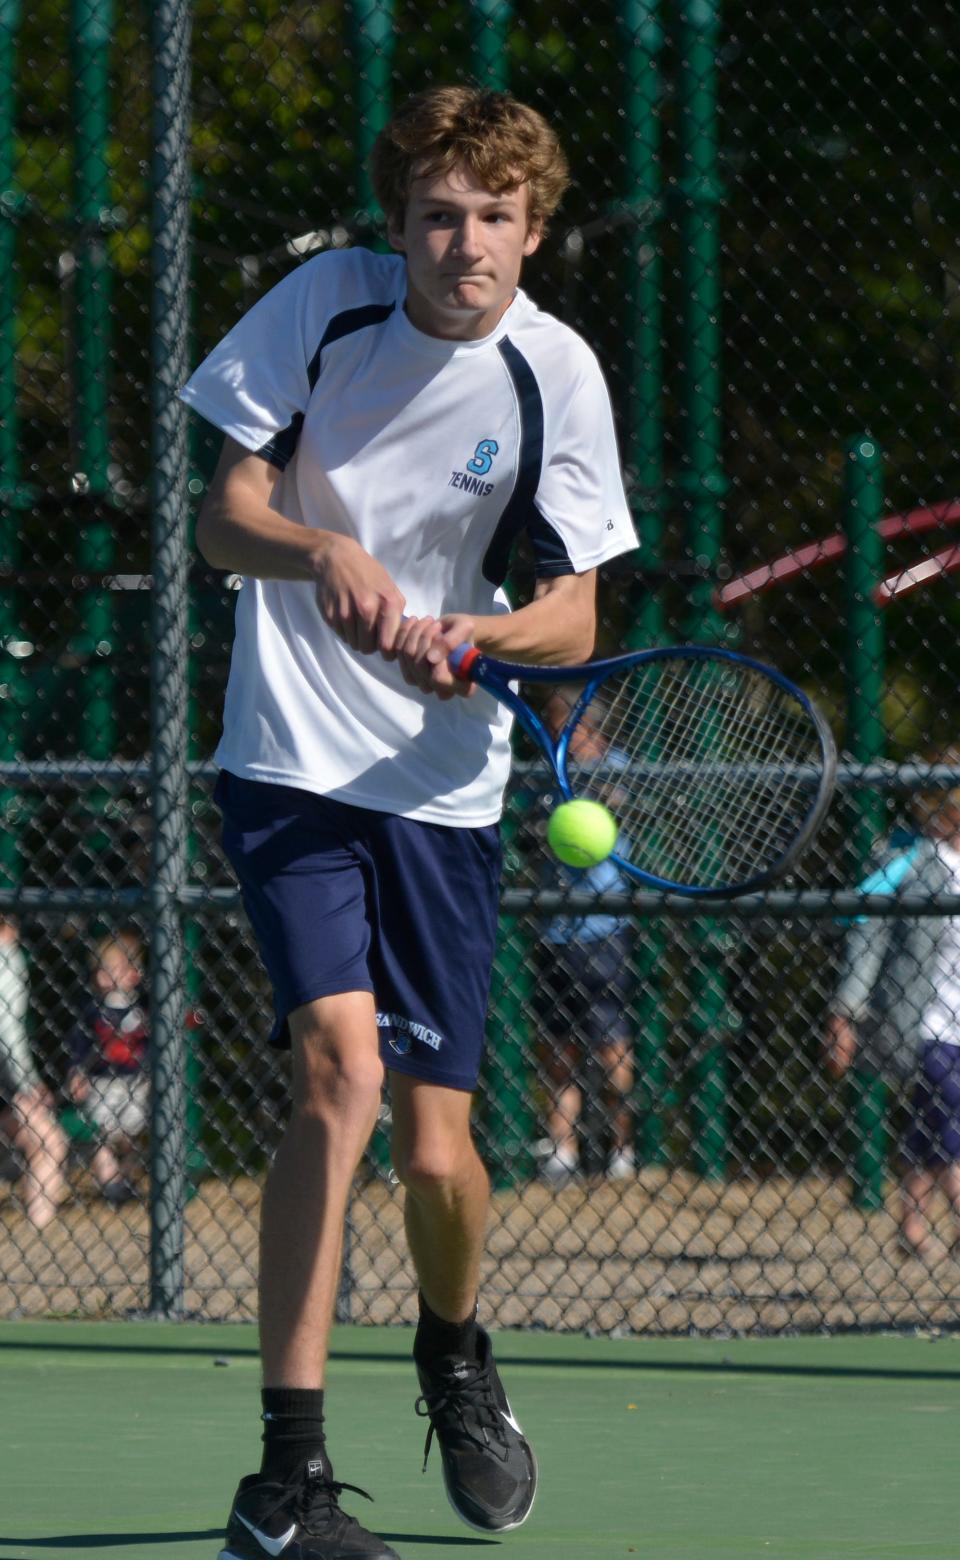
[452,215,484,257]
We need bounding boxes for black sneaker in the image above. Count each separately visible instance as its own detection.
[414,1325,537,1533]
[218,1454,401,1559]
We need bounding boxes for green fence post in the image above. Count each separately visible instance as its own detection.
[148,0,192,1315]
[347,0,395,1182]
[71,0,113,495]
[349,0,395,243]
[0,0,26,507]
[843,433,888,1212]
[0,0,29,894]
[463,1,541,1190]
[484,795,536,1189]
[71,0,115,849]
[676,0,733,1180]
[469,0,512,90]
[620,0,669,1166]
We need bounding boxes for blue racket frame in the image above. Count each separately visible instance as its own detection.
[450,641,838,897]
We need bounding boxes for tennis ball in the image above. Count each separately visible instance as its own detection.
[547,799,618,868]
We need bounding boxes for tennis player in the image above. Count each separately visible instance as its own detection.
[182,85,637,1560]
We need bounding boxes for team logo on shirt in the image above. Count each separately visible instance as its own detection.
[449,438,499,497]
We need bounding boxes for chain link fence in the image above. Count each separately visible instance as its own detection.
[3,0,960,1333]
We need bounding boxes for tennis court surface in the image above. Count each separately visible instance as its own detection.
[1,1320,957,1559]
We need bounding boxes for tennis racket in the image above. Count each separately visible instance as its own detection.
[450,641,837,897]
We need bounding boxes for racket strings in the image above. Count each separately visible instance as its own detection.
[567,659,824,889]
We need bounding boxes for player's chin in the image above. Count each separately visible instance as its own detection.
[447,281,490,306]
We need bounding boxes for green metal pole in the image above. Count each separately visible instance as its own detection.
[677,0,726,644]
[469,0,512,90]
[149,0,192,1314]
[485,801,535,1189]
[843,434,888,1212]
[460,0,537,1187]
[677,0,732,1180]
[620,0,669,1166]
[71,0,113,495]
[348,0,395,242]
[347,0,395,1181]
[71,0,115,818]
[0,0,28,893]
[0,0,25,505]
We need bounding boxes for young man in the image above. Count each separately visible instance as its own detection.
[182,86,637,1560]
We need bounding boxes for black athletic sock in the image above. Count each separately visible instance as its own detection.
[414,1291,480,1366]
[259,1387,327,1481]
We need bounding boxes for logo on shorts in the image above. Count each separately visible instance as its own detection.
[376,1012,444,1053]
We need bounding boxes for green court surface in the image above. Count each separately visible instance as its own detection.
[1,1321,958,1559]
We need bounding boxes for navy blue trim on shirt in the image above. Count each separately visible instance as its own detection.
[255,301,396,471]
[306,301,396,390]
[258,413,304,470]
[527,505,576,576]
[482,337,547,586]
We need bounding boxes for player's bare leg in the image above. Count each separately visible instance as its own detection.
[391,1075,488,1322]
[219,990,401,1560]
[259,991,384,1387]
[391,1073,537,1534]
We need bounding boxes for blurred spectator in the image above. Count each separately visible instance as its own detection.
[533,690,635,1183]
[0,917,68,1228]
[824,751,960,1256]
[66,931,149,1206]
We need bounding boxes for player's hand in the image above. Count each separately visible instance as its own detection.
[393,614,477,701]
[310,534,405,654]
[823,1014,857,1078]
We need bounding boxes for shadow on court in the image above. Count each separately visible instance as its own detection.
[0,1536,222,1551]
[0,1534,495,1552]
[2,1333,960,1383]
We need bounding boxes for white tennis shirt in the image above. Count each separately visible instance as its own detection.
[181,248,637,825]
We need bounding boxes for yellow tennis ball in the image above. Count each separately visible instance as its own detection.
[547,799,618,868]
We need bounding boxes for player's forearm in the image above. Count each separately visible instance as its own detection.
[471,582,596,665]
[196,494,331,582]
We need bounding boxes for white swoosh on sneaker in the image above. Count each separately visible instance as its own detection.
[500,1406,524,1434]
[237,1511,298,1555]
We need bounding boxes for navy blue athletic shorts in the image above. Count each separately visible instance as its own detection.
[214,771,502,1092]
[904,1039,960,1167]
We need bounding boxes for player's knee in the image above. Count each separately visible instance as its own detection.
[294,1034,384,1121]
[392,1139,483,1202]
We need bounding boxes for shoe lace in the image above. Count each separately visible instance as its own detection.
[414,1358,508,1474]
[292,1467,374,1535]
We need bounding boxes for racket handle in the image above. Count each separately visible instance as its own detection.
[449,642,482,680]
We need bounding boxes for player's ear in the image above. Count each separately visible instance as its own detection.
[523,221,543,257]
[386,210,406,253]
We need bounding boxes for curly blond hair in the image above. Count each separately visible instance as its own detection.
[370,85,570,233]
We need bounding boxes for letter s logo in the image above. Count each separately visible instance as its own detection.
[466,439,499,477]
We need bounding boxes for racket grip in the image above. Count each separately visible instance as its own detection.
[449,642,482,680]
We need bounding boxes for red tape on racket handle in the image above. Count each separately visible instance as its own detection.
[449,643,482,680]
